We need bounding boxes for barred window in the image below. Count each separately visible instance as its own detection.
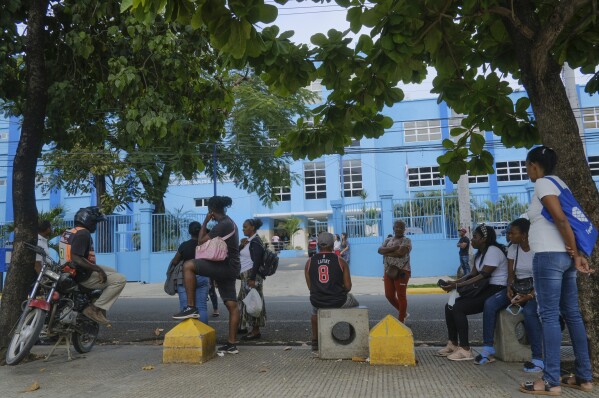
[272,186,291,201]
[583,107,599,129]
[404,120,442,142]
[304,162,327,199]
[468,173,489,184]
[408,166,445,187]
[0,131,8,140]
[589,156,599,176]
[194,198,210,207]
[342,159,363,197]
[496,161,529,182]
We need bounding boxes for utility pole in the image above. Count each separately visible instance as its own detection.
[562,64,586,154]
[213,143,217,196]
[457,174,472,237]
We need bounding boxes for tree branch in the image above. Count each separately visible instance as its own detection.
[487,6,535,40]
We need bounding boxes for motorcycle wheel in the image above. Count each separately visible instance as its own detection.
[72,319,99,354]
[5,308,47,365]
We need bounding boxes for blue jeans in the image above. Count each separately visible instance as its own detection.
[459,255,470,275]
[177,275,210,324]
[533,252,592,386]
[482,288,543,360]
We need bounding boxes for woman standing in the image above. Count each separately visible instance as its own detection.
[377,220,412,322]
[339,232,350,266]
[333,234,341,256]
[238,218,267,340]
[438,224,508,361]
[519,146,593,395]
[173,196,241,355]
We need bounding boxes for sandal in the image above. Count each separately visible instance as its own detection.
[474,346,495,365]
[241,333,261,341]
[519,380,561,396]
[561,375,593,392]
[523,360,544,373]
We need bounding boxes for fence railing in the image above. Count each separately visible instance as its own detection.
[342,200,383,241]
[151,212,206,252]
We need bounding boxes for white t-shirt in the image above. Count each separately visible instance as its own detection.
[527,175,568,253]
[240,235,257,273]
[35,234,50,263]
[474,245,508,286]
[507,244,535,279]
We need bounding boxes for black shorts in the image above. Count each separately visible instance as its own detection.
[191,259,238,302]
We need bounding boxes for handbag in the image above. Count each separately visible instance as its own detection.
[383,237,409,280]
[541,177,598,256]
[510,245,534,295]
[385,264,400,279]
[195,225,236,261]
[457,251,490,298]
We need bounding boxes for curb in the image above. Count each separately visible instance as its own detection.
[406,287,445,295]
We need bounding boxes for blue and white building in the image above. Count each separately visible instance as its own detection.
[1,85,599,281]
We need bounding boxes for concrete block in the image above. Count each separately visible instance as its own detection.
[494,311,530,362]
[318,307,369,360]
[369,315,416,366]
[163,319,216,364]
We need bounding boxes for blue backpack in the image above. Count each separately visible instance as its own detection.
[541,177,598,256]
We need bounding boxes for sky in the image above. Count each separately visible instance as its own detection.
[265,1,592,100]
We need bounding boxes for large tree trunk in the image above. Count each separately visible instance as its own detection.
[504,3,599,375]
[0,0,49,356]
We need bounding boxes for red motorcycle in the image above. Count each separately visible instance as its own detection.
[5,243,101,365]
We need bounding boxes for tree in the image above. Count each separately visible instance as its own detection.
[130,0,599,369]
[283,217,302,249]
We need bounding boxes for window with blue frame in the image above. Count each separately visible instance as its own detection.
[583,107,599,129]
[496,161,529,181]
[408,166,445,187]
[404,120,441,142]
[342,159,363,197]
[589,156,599,176]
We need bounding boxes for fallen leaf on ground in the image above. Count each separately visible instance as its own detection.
[217,352,224,357]
[39,368,46,372]
[283,346,292,351]
[142,365,155,370]
[336,359,342,362]
[352,357,367,362]
[23,381,40,392]
[154,328,164,336]
[259,367,268,373]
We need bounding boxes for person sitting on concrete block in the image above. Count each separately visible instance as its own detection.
[305,232,358,352]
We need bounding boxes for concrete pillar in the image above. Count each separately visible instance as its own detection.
[139,204,154,283]
[457,175,472,238]
[369,315,416,366]
[379,191,394,238]
[163,319,216,364]
[331,200,342,235]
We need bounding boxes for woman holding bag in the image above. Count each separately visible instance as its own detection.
[238,218,267,341]
[377,220,412,323]
[519,146,593,395]
[173,196,241,355]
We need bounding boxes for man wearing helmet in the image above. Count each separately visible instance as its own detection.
[59,207,126,325]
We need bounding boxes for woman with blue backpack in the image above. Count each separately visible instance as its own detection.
[520,146,594,395]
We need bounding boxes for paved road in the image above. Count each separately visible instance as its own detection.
[100,294,480,345]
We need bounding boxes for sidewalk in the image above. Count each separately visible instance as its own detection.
[0,345,582,398]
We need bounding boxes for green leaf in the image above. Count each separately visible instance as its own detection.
[470,133,485,155]
[191,9,204,29]
[311,33,328,46]
[515,97,531,114]
[380,116,393,129]
[121,0,133,13]
[356,34,373,54]
[258,4,278,24]
[442,138,455,150]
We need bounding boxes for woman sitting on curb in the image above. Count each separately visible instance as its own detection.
[476,218,543,372]
[438,224,508,361]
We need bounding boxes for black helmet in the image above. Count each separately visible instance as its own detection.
[74,207,107,233]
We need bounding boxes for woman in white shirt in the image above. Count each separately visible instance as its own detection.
[437,224,508,361]
[519,146,593,395]
[477,218,543,372]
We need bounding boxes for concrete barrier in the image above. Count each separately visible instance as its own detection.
[369,315,416,366]
[493,311,530,362]
[163,319,216,364]
[317,307,369,360]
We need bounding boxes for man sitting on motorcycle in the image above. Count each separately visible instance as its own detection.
[59,207,126,326]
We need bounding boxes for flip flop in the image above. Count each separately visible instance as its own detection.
[560,376,593,392]
[519,380,561,396]
[474,353,495,365]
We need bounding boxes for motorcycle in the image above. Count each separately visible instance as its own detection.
[5,243,101,365]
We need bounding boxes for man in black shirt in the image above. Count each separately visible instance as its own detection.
[305,232,358,351]
[457,227,471,275]
[59,207,126,325]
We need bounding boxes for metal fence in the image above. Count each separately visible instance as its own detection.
[151,212,206,252]
[390,192,529,239]
[342,200,383,241]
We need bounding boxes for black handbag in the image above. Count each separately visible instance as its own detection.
[457,252,490,298]
[511,245,534,295]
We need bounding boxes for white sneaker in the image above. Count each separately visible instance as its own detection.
[447,347,474,361]
[437,341,458,357]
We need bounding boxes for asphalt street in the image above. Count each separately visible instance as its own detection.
[99,294,476,346]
